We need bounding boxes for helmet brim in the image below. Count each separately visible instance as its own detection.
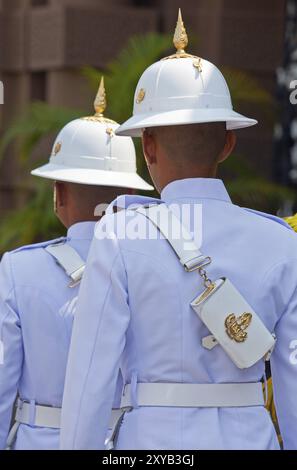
[116,108,258,137]
[31,163,154,191]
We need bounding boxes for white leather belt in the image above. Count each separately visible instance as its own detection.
[103,382,265,450]
[120,382,264,408]
[16,402,61,429]
[15,401,119,429]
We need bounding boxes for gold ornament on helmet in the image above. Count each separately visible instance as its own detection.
[52,141,62,156]
[82,76,116,125]
[162,8,202,68]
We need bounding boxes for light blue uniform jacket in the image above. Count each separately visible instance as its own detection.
[61,179,297,450]
[0,222,97,449]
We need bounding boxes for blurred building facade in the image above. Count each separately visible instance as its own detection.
[274,0,297,192]
[0,0,286,215]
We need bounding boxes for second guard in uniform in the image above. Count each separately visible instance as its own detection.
[265,211,297,444]
[0,78,152,450]
[61,12,297,450]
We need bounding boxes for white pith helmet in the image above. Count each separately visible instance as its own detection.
[116,9,257,137]
[31,77,153,191]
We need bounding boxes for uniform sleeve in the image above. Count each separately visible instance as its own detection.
[0,253,23,449]
[269,260,297,449]
[60,216,130,449]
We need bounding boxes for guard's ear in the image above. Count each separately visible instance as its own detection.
[142,129,157,166]
[54,181,67,208]
[218,130,237,163]
[125,188,135,195]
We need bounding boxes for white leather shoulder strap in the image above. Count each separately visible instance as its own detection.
[136,203,209,272]
[45,242,85,288]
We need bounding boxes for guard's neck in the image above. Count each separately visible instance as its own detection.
[158,167,218,193]
[63,214,100,229]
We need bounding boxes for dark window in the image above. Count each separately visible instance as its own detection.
[31,0,48,6]
[30,72,46,102]
[133,0,157,6]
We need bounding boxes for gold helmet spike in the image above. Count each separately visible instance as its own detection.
[162,8,201,66]
[94,76,107,117]
[173,8,188,56]
[82,76,116,125]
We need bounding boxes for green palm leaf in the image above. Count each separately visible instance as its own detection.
[0,102,83,163]
[227,177,294,212]
[222,66,273,107]
[0,181,64,250]
[83,32,171,123]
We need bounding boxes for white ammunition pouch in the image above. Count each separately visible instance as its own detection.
[191,278,276,369]
[45,242,86,288]
[137,203,276,369]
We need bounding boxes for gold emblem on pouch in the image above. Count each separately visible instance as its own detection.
[225,313,252,343]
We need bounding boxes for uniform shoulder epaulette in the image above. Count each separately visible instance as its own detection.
[244,208,292,230]
[283,213,297,233]
[105,194,161,215]
[10,236,66,254]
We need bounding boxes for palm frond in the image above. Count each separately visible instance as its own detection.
[0,181,64,252]
[223,154,294,211]
[222,66,273,107]
[227,177,294,212]
[0,102,83,163]
[83,32,171,123]
[222,153,257,179]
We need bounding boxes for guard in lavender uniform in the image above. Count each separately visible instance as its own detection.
[61,11,297,450]
[264,211,297,444]
[0,78,153,450]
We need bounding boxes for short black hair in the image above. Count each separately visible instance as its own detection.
[150,122,227,167]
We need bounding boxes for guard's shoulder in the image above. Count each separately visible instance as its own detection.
[10,236,66,255]
[105,194,161,215]
[243,208,292,230]
[283,213,297,232]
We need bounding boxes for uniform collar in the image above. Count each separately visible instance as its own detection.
[67,221,96,240]
[161,178,232,203]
